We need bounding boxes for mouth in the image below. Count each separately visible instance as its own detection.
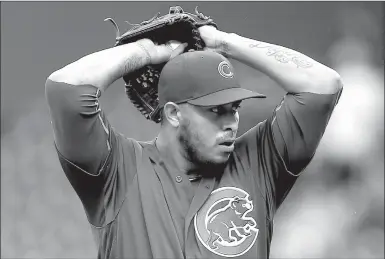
[219,140,235,146]
[218,140,235,152]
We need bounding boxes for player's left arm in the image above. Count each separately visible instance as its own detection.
[199,26,343,95]
[202,26,343,213]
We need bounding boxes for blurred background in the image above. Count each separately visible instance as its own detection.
[1,2,383,258]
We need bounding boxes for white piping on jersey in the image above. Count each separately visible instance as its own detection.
[98,114,109,135]
[98,114,111,152]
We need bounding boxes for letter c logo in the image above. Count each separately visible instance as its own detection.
[218,61,234,79]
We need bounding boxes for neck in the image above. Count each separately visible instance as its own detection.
[156,128,197,174]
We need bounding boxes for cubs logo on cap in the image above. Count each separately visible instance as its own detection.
[218,61,234,79]
[158,50,267,108]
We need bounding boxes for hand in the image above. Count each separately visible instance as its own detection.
[136,39,187,65]
[198,26,229,55]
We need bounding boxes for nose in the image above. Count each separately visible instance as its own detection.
[222,112,239,133]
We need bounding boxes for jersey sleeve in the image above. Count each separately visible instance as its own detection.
[45,79,139,227]
[236,89,342,217]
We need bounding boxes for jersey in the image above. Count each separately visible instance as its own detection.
[45,79,342,258]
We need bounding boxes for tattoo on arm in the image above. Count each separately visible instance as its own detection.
[123,54,144,75]
[249,42,313,68]
[219,39,231,54]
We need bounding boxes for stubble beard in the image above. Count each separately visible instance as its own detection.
[178,120,226,176]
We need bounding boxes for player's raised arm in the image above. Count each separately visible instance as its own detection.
[48,38,186,91]
[199,26,342,95]
[45,39,186,174]
[45,39,186,228]
[199,25,343,213]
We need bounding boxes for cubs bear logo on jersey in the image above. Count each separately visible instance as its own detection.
[194,187,259,257]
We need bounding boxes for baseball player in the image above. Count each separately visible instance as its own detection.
[46,23,342,258]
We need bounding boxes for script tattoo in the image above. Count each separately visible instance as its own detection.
[249,42,313,68]
[124,54,143,75]
[220,39,231,54]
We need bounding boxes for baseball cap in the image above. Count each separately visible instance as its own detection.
[158,50,266,108]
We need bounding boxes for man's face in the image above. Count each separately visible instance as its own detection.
[177,101,241,166]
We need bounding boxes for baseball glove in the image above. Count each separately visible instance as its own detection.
[105,6,217,123]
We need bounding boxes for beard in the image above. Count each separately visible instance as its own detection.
[177,119,227,176]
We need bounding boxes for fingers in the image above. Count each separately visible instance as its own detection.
[170,42,188,59]
[165,40,183,50]
[136,38,154,47]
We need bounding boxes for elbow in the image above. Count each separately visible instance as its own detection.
[45,73,75,113]
[45,75,63,113]
[328,70,343,92]
[308,69,343,94]
[47,70,59,82]
[46,64,89,87]
[45,73,57,101]
[47,67,69,84]
[45,70,64,101]
[334,71,344,91]
[45,76,101,116]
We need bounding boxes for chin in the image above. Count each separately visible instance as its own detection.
[191,147,231,171]
[209,153,231,165]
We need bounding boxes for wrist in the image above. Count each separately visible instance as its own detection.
[135,42,152,66]
[217,32,239,58]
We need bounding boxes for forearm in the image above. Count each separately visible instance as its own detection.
[48,42,149,91]
[221,33,342,94]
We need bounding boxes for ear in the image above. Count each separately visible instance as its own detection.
[163,102,181,127]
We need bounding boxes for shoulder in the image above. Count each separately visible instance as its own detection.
[112,133,158,163]
[232,120,268,166]
[235,120,268,149]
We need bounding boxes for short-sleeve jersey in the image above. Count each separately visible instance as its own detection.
[46,79,342,258]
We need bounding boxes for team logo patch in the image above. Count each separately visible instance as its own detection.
[218,61,234,78]
[194,187,259,257]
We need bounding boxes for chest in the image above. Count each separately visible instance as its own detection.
[112,155,272,258]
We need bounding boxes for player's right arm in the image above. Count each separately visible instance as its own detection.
[46,39,185,174]
[45,39,186,226]
[48,39,185,91]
